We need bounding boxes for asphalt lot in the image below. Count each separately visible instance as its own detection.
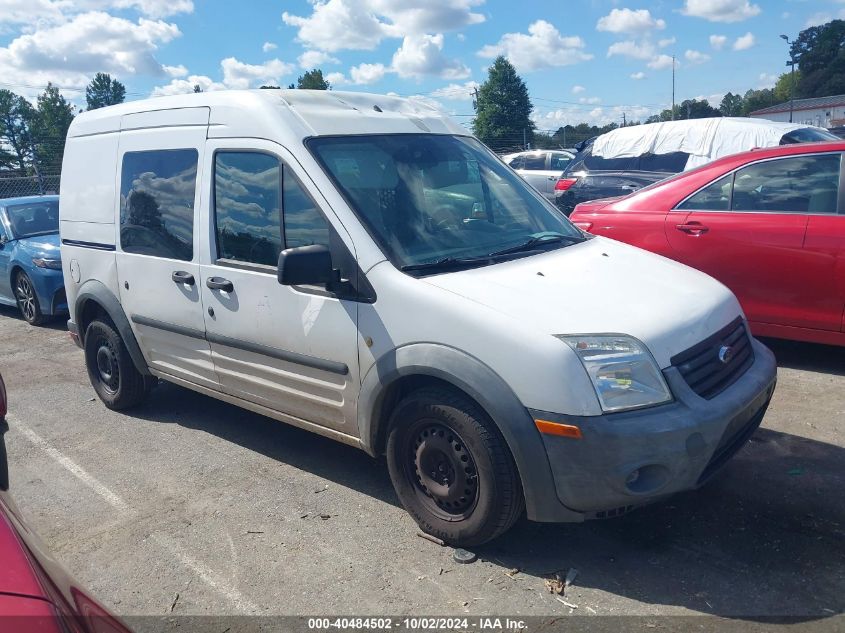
[1,303,844,629]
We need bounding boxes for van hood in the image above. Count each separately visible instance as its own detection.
[422,236,742,368]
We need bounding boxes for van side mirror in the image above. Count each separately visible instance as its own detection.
[277,244,335,286]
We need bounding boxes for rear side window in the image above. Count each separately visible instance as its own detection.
[568,145,689,174]
[522,153,546,170]
[550,152,572,171]
[120,149,198,261]
[731,154,841,214]
[507,155,525,169]
[214,152,282,267]
[678,175,733,211]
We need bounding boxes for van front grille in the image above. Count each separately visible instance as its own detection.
[671,318,754,400]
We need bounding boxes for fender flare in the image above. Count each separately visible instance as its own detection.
[73,279,151,376]
[358,343,581,522]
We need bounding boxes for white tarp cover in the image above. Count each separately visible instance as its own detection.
[591,117,811,170]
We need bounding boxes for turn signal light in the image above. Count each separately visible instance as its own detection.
[535,419,582,439]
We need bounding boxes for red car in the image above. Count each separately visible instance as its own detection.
[570,141,845,347]
[0,373,131,633]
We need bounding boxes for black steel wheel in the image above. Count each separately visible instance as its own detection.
[84,318,154,410]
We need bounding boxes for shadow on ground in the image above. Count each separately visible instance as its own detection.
[0,304,67,332]
[761,337,845,377]
[128,373,845,621]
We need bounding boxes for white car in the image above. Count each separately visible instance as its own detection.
[59,90,777,546]
[502,149,574,200]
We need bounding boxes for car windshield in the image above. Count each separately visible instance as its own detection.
[5,200,59,239]
[780,127,839,144]
[308,134,585,272]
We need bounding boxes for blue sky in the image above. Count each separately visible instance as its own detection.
[1,0,843,129]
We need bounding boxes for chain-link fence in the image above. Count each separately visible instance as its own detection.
[0,173,61,199]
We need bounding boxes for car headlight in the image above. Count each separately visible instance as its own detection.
[557,335,672,413]
[31,257,62,270]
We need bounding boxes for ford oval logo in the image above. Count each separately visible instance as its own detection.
[718,345,734,365]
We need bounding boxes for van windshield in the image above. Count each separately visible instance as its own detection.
[308,134,585,272]
[6,200,59,239]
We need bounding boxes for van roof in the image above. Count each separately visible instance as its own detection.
[68,89,468,139]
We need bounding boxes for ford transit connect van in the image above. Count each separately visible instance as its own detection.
[60,91,777,546]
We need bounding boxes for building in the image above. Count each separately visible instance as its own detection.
[749,94,845,128]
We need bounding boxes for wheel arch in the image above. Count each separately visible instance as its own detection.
[358,343,576,521]
[74,279,151,376]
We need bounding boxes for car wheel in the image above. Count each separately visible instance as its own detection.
[84,318,155,410]
[14,271,47,326]
[386,387,524,547]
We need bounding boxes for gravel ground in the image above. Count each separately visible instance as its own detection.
[1,303,843,631]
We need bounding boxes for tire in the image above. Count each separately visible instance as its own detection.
[84,318,154,410]
[386,387,524,547]
[14,271,47,326]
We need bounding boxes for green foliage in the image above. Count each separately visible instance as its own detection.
[792,19,845,98]
[85,73,126,110]
[534,123,620,149]
[719,92,744,117]
[294,69,330,90]
[193,84,203,93]
[0,89,37,173]
[647,99,722,123]
[32,83,75,173]
[773,71,799,103]
[472,56,534,152]
[740,88,777,115]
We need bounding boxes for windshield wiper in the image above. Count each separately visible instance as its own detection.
[400,255,492,273]
[488,233,585,258]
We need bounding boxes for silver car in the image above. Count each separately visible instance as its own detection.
[502,150,574,200]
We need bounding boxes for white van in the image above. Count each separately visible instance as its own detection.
[60,90,777,545]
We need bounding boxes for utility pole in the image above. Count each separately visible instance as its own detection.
[671,55,676,121]
[523,128,527,150]
[780,35,796,123]
[472,86,479,110]
[622,112,627,127]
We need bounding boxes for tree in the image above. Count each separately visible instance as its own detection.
[293,69,330,90]
[773,71,800,103]
[193,84,203,93]
[741,88,776,115]
[32,83,75,173]
[0,89,37,173]
[790,20,845,98]
[85,73,126,110]
[719,92,743,117]
[472,56,534,152]
[647,99,721,123]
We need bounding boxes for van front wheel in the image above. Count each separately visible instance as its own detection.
[84,319,154,410]
[386,387,524,547]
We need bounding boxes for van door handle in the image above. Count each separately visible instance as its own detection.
[171,271,195,285]
[206,277,234,292]
[675,222,709,236]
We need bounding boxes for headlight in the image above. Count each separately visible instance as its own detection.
[558,335,672,413]
[32,258,62,270]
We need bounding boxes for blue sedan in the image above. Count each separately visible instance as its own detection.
[0,196,67,325]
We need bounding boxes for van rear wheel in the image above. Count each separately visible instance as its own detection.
[386,387,524,547]
[84,318,154,410]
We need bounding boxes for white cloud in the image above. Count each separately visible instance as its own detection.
[220,57,295,89]
[478,20,592,72]
[151,74,226,96]
[297,50,339,69]
[733,32,755,50]
[325,71,348,85]
[579,96,601,104]
[282,0,485,52]
[607,40,655,60]
[596,8,665,34]
[572,85,585,94]
[804,10,845,28]
[535,104,655,127]
[682,0,761,23]
[709,34,727,50]
[648,54,676,70]
[0,11,180,95]
[262,42,277,53]
[684,49,710,64]
[349,62,387,84]
[392,33,469,79]
[0,0,194,23]
[163,64,188,77]
[757,72,777,89]
[630,71,646,79]
[429,80,479,100]
[107,0,193,18]
[658,37,676,48]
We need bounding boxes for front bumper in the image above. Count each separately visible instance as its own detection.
[529,337,777,518]
[30,267,67,316]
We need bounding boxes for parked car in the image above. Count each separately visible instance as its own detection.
[60,90,776,546]
[0,195,66,325]
[570,140,845,347]
[828,126,845,139]
[0,372,131,632]
[556,118,839,215]
[502,149,574,200]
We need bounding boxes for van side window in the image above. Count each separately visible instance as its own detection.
[678,175,733,211]
[120,149,198,261]
[214,152,282,266]
[283,167,331,249]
